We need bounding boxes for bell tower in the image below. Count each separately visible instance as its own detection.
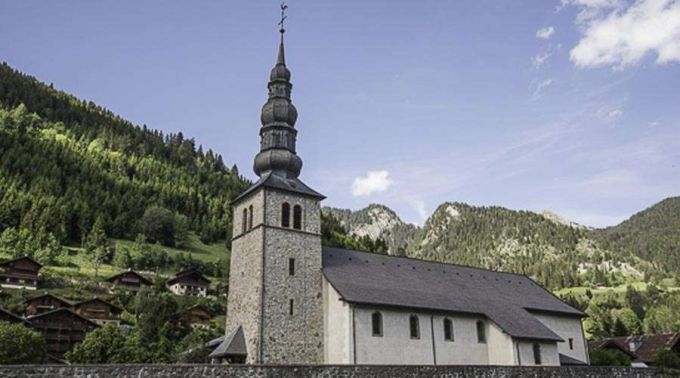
[216,5,325,364]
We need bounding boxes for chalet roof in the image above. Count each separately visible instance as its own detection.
[322,247,585,342]
[0,307,29,324]
[27,307,100,327]
[167,269,211,286]
[106,269,153,285]
[234,173,325,203]
[592,333,680,363]
[0,255,42,268]
[24,293,71,307]
[208,326,247,358]
[74,298,123,314]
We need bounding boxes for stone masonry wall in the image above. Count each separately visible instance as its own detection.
[226,190,265,364]
[0,365,664,378]
[261,190,323,364]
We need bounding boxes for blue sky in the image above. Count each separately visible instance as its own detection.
[1,0,679,227]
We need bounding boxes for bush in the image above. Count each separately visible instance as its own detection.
[65,324,125,363]
[589,348,631,366]
[0,321,47,364]
[655,349,680,370]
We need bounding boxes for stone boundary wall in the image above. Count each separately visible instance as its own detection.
[0,365,664,378]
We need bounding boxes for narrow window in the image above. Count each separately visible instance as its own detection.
[289,299,294,316]
[409,315,420,339]
[476,320,486,343]
[371,312,383,337]
[568,338,574,350]
[242,208,248,234]
[288,258,295,276]
[533,343,542,365]
[248,205,253,230]
[443,318,454,341]
[293,205,302,230]
[281,203,290,228]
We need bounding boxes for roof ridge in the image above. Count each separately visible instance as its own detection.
[322,246,531,279]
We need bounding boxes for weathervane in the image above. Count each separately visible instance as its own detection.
[278,2,288,33]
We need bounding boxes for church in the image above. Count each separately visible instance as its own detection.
[210,21,589,367]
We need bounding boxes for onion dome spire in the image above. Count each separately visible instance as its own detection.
[253,3,302,179]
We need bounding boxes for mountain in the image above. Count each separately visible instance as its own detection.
[594,196,680,274]
[0,63,250,245]
[323,204,419,254]
[328,202,671,290]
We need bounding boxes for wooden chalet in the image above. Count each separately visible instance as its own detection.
[0,256,42,290]
[27,307,98,359]
[0,306,29,325]
[167,269,211,297]
[590,333,680,367]
[24,293,71,316]
[106,269,153,293]
[74,298,123,326]
[178,304,213,329]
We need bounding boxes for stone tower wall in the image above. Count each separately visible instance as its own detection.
[260,190,324,363]
[226,190,265,364]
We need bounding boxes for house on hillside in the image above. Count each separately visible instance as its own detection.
[177,304,213,329]
[167,269,210,297]
[106,269,153,293]
[211,25,590,366]
[27,307,98,359]
[74,298,123,326]
[590,333,680,367]
[0,256,42,290]
[24,293,71,316]
[0,307,29,325]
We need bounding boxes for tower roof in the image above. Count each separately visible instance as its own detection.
[236,5,324,203]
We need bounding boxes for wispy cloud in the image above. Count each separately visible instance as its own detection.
[530,79,553,101]
[532,52,552,67]
[536,26,555,39]
[566,0,680,69]
[351,170,392,197]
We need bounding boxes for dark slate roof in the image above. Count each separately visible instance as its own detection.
[234,172,325,203]
[559,353,587,365]
[322,247,585,342]
[208,326,247,358]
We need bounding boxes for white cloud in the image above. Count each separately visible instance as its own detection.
[607,108,623,118]
[532,52,552,67]
[567,0,680,69]
[648,120,660,127]
[351,170,392,197]
[536,26,555,39]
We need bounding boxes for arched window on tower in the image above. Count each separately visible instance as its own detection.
[242,208,248,234]
[248,205,254,230]
[293,205,302,230]
[281,203,290,228]
[371,312,383,337]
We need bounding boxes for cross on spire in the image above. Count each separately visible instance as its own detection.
[278,2,288,34]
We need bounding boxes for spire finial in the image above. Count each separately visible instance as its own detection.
[278,2,288,34]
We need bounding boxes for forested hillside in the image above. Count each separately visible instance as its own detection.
[594,197,680,274]
[0,63,250,245]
